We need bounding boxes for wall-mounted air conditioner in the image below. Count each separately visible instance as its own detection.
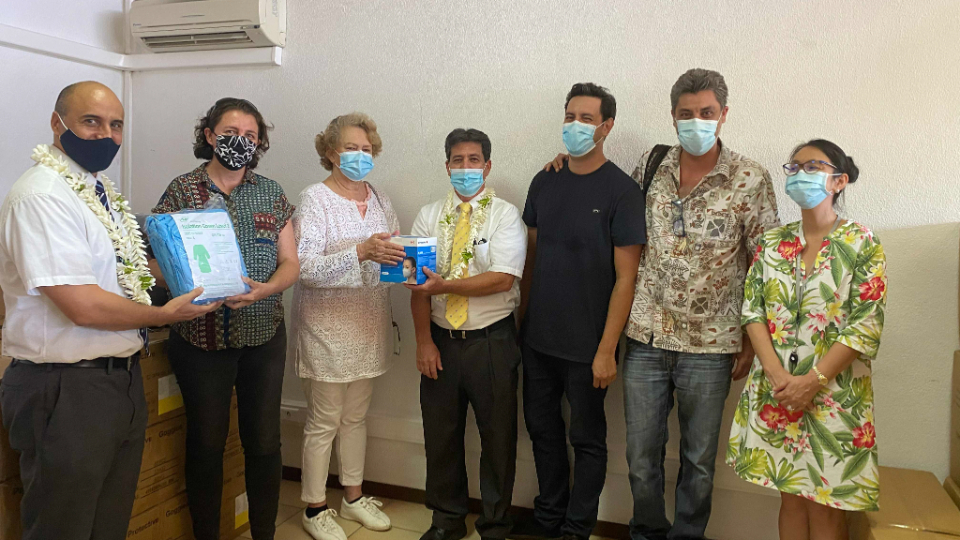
[130,0,285,52]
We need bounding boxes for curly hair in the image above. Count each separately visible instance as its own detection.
[315,112,383,171]
[193,98,271,170]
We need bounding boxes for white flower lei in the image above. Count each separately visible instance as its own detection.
[31,144,155,305]
[435,189,495,288]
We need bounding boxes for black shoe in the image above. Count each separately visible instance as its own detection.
[507,515,562,540]
[420,525,468,540]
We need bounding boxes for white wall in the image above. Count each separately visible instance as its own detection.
[120,0,960,533]
[0,0,126,196]
[1,0,126,52]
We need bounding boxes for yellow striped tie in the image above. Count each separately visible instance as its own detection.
[445,202,472,330]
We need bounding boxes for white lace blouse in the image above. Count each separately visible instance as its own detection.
[291,182,399,383]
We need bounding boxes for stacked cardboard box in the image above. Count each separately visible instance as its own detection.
[0,331,249,540]
[848,466,960,539]
[946,350,960,513]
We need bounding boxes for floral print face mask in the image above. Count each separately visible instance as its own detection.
[213,134,257,171]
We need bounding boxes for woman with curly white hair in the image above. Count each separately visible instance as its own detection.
[291,112,402,540]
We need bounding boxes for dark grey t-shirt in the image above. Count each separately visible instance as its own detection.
[521,160,646,363]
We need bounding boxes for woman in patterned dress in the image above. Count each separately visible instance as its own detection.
[292,113,401,540]
[151,98,300,540]
[726,139,887,540]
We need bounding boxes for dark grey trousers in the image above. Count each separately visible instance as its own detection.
[421,317,521,540]
[0,360,148,540]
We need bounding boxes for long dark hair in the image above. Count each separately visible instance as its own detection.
[193,98,272,170]
[791,139,860,206]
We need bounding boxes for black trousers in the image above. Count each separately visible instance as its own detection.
[168,323,286,540]
[521,345,608,540]
[421,317,521,540]
[0,360,147,540]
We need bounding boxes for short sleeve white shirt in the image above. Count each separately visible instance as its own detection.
[411,188,527,331]
[0,146,142,363]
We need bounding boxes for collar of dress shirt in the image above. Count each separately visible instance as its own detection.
[456,187,489,211]
[49,145,97,179]
[663,140,734,180]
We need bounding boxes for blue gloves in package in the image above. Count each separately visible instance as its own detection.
[145,204,250,305]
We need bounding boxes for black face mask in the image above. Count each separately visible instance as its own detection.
[213,134,257,171]
[57,114,120,173]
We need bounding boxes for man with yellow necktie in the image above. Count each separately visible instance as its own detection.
[408,128,527,540]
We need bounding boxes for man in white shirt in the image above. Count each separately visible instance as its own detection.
[0,81,218,540]
[408,129,527,540]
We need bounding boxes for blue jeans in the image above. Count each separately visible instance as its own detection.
[622,338,732,540]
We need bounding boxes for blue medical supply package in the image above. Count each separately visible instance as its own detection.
[380,236,437,285]
[145,204,250,305]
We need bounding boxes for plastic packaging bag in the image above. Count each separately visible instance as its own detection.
[145,196,250,304]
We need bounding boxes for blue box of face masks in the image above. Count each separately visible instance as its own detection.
[380,236,437,285]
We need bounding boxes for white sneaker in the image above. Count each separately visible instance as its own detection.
[340,496,392,531]
[302,508,348,540]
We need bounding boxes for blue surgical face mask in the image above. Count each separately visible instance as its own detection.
[562,121,605,158]
[785,171,839,209]
[676,117,719,156]
[337,151,374,181]
[450,168,485,197]
[56,113,120,173]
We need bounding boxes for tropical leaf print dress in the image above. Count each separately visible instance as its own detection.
[726,220,887,511]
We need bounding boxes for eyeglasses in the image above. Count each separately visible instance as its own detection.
[671,199,686,237]
[783,160,838,176]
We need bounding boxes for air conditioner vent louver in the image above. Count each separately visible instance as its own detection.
[131,0,285,52]
[142,32,253,50]
[137,19,253,31]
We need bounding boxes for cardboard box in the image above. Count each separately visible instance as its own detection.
[219,464,250,540]
[141,415,187,475]
[0,479,22,540]
[132,395,241,517]
[945,477,960,512]
[159,493,192,540]
[126,504,163,540]
[0,374,17,485]
[380,236,437,285]
[141,330,186,428]
[849,466,960,539]
[953,351,960,485]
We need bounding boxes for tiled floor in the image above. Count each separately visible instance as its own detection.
[245,481,617,540]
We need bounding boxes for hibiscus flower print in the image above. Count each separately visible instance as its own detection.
[759,404,789,431]
[759,404,802,431]
[777,238,803,261]
[753,244,763,264]
[859,276,886,302]
[852,422,876,449]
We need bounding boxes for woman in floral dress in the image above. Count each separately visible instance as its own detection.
[727,139,887,540]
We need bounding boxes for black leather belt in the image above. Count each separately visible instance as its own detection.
[13,353,140,372]
[431,314,515,340]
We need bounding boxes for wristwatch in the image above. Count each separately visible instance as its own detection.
[812,366,828,387]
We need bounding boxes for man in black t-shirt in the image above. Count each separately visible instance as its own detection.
[514,83,646,540]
